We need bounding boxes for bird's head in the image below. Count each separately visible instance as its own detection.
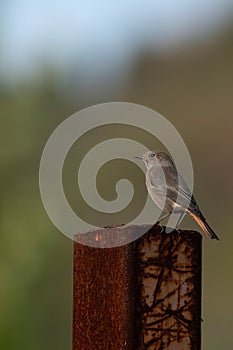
[136,150,173,169]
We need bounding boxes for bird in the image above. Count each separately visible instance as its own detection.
[136,150,219,240]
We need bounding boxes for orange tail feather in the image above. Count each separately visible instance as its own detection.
[189,212,219,240]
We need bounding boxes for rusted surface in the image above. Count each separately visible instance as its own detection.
[73,225,141,350]
[138,228,202,350]
[74,224,150,248]
[73,225,201,350]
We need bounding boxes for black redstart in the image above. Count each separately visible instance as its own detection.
[136,150,219,240]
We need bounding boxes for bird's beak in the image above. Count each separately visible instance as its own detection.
[134,156,143,160]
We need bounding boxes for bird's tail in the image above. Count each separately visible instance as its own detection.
[188,212,220,240]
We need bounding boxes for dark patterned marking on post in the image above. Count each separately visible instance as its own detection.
[138,228,201,350]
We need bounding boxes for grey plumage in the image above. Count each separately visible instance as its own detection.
[140,150,219,240]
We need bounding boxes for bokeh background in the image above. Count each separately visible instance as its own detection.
[1,1,233,349]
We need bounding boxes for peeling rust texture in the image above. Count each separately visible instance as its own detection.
[73,225,202,350]
[138,226,202,350]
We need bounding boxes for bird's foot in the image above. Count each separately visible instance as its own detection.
[153,221,164,233]
[156,221,165,233]
[158,225,165,233]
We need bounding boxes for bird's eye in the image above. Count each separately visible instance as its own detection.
[151,153,156,158]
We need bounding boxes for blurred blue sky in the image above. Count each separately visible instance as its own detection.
[1,0,233,83]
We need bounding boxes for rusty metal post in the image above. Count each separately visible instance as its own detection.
[73,225,202,350]
[138,227,202,350]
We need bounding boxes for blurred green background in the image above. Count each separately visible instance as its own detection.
[1,1,233,349]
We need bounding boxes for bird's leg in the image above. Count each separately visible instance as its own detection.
[156,212,171,233]
[157,212,171,224]
[175,211,186,233]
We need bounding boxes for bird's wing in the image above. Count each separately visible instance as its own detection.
[148,165,199,212]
